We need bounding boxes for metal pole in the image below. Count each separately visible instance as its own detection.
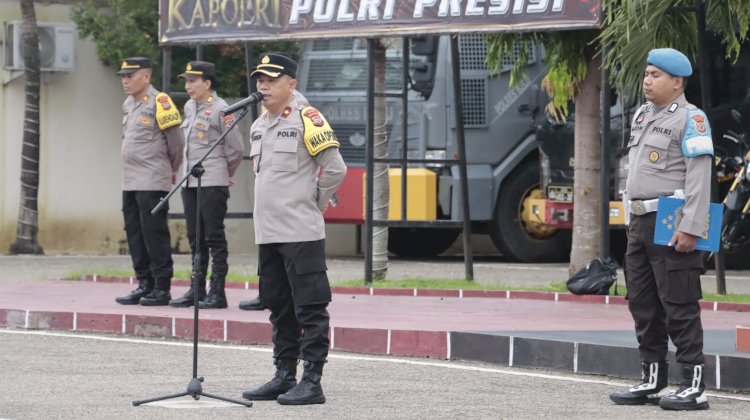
[364,39,376,284]
[196,45,204,61]
[244,42,259,121]
[600,45,611,259]
[695,0,725,293]
[162,47,171,94]
[401,38,409,221]
[449,35,474,281]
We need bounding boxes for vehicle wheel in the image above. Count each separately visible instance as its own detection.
[489,161,571,262]
[388,227,460,258]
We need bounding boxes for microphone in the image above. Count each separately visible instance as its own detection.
[222,91,264,115]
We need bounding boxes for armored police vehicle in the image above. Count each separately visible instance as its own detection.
[296,35,571,262]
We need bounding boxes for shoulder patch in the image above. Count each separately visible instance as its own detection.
[681,109,714,158]
[301,106,339,156]
[155,93,182,131]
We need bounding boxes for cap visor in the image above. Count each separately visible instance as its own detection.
[178,72,202,79]
[251,69,281,78]
[117,68,139,75]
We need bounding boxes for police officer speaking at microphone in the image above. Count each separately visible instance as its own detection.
[609,48,713,411]
[114,57,185,306]
[240,52,346,405]
[167,61,244,310]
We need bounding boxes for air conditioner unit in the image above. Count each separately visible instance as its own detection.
[3,21,75,72]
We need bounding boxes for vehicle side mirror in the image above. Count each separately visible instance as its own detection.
[731,109,742,125]
[411,36,436,56]
[411,62,435,97]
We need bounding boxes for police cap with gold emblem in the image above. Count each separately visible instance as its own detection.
[179,61,219,88]
[117,57,151,75]
[250,53,297,79]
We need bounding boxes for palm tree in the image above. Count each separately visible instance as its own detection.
[10,0,44,255]
[486,31,601,275]
[371,39,389,280]
[488,0,750,275]
[600,0,749,99]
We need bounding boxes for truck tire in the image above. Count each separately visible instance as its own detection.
[490,161,572,262]
[388,227,460,258]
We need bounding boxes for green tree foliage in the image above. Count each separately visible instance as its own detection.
[486,30,597,122]
[71,0,298,98]
[600,0,750,99]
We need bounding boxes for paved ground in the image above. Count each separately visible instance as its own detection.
[2,254,750,294]
[1,329,749,420]
[1,253,749,418]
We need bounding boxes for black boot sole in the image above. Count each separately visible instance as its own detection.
[115,299,141,305]
[169,301,195,308]
[609,394,661,406]
[277,394,326,405]
[660,401,710,411]
[242,393,282,401]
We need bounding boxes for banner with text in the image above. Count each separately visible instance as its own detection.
[159,0,601,45]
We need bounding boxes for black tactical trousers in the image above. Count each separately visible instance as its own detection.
[181,186,229,278]
[259,239,332,362]
[625,212,705,365]
[122,190,174,284]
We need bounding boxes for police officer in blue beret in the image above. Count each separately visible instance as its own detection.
[610,48,713,411]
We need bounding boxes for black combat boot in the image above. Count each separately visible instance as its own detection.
[199,276,228,309]
[277,360,326,405]
[659,363,709,411]
[139,278,171,306]
[242,358,298,401]
[239,295,264,311]
[115,278,153,305]
[610,361,669,405]
[169,274,206,308]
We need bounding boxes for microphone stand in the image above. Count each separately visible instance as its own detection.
[132,106,253,408]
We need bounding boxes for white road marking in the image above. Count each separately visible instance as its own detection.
[2,328,749,403]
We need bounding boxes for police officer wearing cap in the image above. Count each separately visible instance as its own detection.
[167,61,244,310]
[610,48,713,411]
[238,89,310,312]
[240,53,346,405]
[115,57,185,306]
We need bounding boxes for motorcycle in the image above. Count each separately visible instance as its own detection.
[714,109,750,266]
[720,110,750,245]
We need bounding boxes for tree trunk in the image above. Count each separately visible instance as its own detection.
[371,39,389,280]
[569,56,602,275]
[10,0,44,255]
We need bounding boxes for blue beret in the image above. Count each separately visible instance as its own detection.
[647,48,692,77]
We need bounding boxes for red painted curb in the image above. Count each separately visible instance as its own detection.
[126,315,172,337]
[71,275,750,313]
[510,291,556,301]
[331,286,372,295]
[462,290,505,298]
[390,330,447,358]
[373,288,414,297]
[333,327,388,354]
[226,321,273,345]
[737,326,750,352]
[558,294,607,304]
[29,311,74,330]
[77,312,122,333]
[416,289,461,298]
[175,318,224,341]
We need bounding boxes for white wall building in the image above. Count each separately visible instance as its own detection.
[0,0,358,256]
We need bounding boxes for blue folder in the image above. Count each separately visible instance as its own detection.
[653,196,723,252]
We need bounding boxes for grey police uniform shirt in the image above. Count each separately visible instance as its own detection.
[121,85,185,191]
[181,94,244,188]
[249,97,347,244]
[625,93,714,236]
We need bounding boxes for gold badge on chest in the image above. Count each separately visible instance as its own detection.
[649,151,659,163]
